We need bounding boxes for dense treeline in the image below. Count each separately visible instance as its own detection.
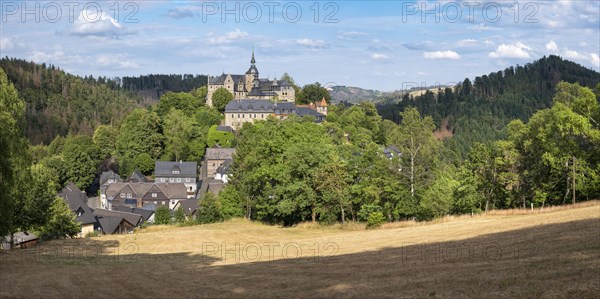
[122,74,208,106]
[0,68,80,243]
[219,81,600,225]
[377,55,600,158]
[0,58,210,145]
[0,58,139,145]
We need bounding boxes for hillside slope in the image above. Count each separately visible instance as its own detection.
[377,55,600,157]
[1,202,598,298]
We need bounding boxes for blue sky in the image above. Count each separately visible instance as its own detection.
[1,0,599,91]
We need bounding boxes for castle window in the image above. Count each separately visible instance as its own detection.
[254,114,256,118]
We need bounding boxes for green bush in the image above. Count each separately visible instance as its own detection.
[154,206,171,225]
[358,204,382,222]
[366,212,386,229]
[197,193,223,224]
[207,125,235,148]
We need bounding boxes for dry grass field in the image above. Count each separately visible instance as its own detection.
[1,202,599,298]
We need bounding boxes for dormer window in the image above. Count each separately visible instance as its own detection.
[172,170,180,174]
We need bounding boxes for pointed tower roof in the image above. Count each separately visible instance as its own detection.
[319,97,328,107]
[245,48,259,75]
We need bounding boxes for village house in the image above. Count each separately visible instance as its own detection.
[154,161,198,197]
[103,182,188,210]
[205,147,236,179]
[94,215,135,235]
[99,170,123,209]
[206,50,295,106]
[59,183,96,237]
[2,232,38,250]
[174,200,199,221]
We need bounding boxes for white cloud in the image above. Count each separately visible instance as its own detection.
[96,54,139,70]
[424,50,461,60]
[0,36,25,52]
[166,8,195,19]
[64,8,133,38]
[591,53,600,68]
[456,39,478,47]
[337,31,368,40]
[207,29,248,45]
[296,38,326,48]
[563,49,586,60]
[546,41,558,52]
[489,42,532,59]
[371,53,390,60]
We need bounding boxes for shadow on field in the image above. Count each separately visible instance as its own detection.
[1,218,598,298]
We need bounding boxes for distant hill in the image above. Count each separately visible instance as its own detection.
[0,58,209,145]
[0,57,140,145]
[330,85,383,103]
[377,55,600,158]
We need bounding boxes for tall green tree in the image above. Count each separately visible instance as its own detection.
[155,92,202,118]
[296,82,331,105]
[116,109,163,175]
[62,135,101,190]
[388,108,441,198]
[39,197,81,240]
[0,67,26,238]
[211,88,234,113]
[93,125,118,159]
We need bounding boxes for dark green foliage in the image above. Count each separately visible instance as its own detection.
[218,186,245,220]
[93,125,118,159]
[0,58,138,145]
[62,135,101,190]
[154,206,171,225]
[134,153,155,175]
[296,82,331,105]
[174,207,186,223]
[197,193,223,224]
[155,92,203,118]
[211,87,234,113]
[366,212,386,229]
[39,197,81,240]
[207,125,235,148]
[377,55,600,159]
[115,109,163,175]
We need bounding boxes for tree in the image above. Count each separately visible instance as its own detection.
[154,206,171,224]
[219,186,245,220]
[197,193,223,224]
[155,92,202,118]
[116,109,163,175]
[174,207,186,223]
[39,197,81,240]
[8,164,58,247]
[190,86,208,106]
[207,125,235,148]
[315,155,351,224]
[134,153,155,175]
[162,109,193,161]
[296,82,331,105]
[0,67,26,238]
[93,125,118,159]
[211,87,234,113]
[388,107,441,198]
[62,135,101,190]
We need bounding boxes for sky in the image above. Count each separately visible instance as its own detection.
[1,0,599,91]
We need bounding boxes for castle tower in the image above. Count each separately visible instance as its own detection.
[245,47,259,91]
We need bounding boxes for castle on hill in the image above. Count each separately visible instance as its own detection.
[206,50,296,107]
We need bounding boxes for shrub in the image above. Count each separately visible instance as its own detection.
[154,205,171,225]
[366,212,386,229]
[197,193,223,224]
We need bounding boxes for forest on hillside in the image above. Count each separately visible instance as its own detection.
[0,58,209,145]
[377,55,600,158]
